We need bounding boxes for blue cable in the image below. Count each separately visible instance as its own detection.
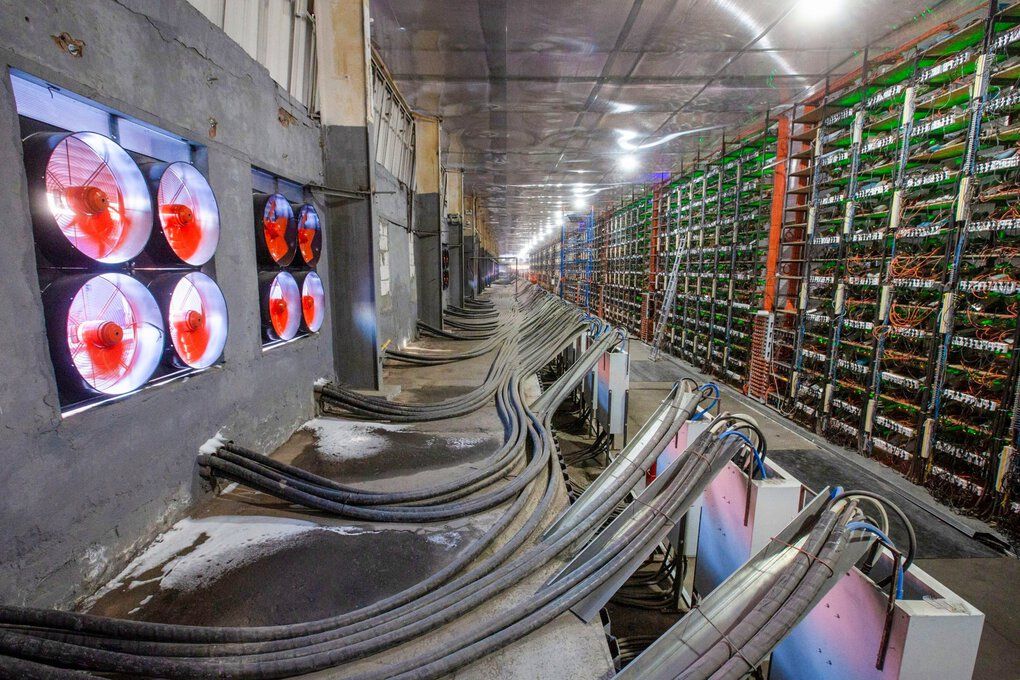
[847,521,905,599]
[829,486,844,499]
[692,383,720,421]
[719,430,768,479]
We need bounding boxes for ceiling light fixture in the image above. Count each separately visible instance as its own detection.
[619,154,640,172]
[609,101,637,113]
[616,126,726,151]
[796,0,841,21]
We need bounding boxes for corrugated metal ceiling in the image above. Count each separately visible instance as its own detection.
[369,0,975,252]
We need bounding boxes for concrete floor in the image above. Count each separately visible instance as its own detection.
[76,305,1018,678]
[83,291,615,679]
[620,339,1020,680]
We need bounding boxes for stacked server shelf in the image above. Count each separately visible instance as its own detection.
[527,2,1020,532]
[723,127,778,385]
[597,195,651,335]
[531,240,559,293]
[646,123,777,391]
[564,214,596,311]
[776,4,1020,521]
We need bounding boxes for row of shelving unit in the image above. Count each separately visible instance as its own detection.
[776,3,1020,522]
[529,2,1020,535]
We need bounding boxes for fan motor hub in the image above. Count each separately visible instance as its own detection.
[66,185,110,215]
[184,309,204,331]
[161,203,195,227]
[82,320,124,348]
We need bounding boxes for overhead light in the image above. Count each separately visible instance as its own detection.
[615,126,725,151]
[619,154,639,172]
[796,0,840,21]
[572,197,587,211]
[609,101,637,113]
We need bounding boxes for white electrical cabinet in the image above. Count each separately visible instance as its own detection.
[596,349,629,447]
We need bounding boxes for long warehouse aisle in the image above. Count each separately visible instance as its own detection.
[2,1,1019,678]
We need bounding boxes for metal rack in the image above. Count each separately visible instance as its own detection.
[531,1,1020,531]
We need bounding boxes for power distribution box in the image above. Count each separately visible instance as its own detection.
[596,349,629,439]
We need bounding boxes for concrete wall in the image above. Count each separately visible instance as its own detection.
[0,0,335,607]
[374,164,418,349]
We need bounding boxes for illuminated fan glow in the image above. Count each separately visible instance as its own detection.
[157,162,220,265]
[297,204,321,266]
[44,133,151,263]
[301,272,325,332]
[66,274,163,394]
[167,272,228,368]
[268,272,301,340]
[262,194,294,264]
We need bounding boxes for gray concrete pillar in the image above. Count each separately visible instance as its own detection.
[315,0,381,389]
[413,115,442,327]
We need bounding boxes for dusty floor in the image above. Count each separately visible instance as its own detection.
[619,339,1020,680]
[77,299,1018,679]
[84,290,614,680]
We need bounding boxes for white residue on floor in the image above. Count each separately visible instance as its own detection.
[83,516,376,608]
[446,435,487,450]
[424,531,462,550]
[304,418,409,460]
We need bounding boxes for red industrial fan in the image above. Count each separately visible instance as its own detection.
[253,192,296,266]
[143,161,220,265]
[296,271,325,333]
[43,273,164,399]
[150,272,228,368]
[23,132,152,264]
[296,203,322,267]
[259,271,301,341]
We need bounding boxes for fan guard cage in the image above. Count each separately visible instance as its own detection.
[39,132,152,263]
[296,204,322,267]
[164,272,228,368]
[266,271,301,341]
[64,273,164,395]
[300,271,325,332]
[155,162,220,265]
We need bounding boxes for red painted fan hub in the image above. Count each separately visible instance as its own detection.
[65,185,111,215]
[160,203,195,227]
[82,320,124,349]
[182,309,204,332]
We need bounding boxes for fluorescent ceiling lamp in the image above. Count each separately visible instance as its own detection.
[616,126,725,151]
[796,0,840,21]
[619,154,639,172]
[609,101,637,113]
[572,197,587,210]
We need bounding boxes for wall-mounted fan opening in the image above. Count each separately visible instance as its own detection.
[152,272,228,369]
[261,271,301,341]
[298,271,325,333]
[296,204,322,267]
[26,132,152,264]
[46,273,165,397]
[148,161,220,266]
[254,192,296,266]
